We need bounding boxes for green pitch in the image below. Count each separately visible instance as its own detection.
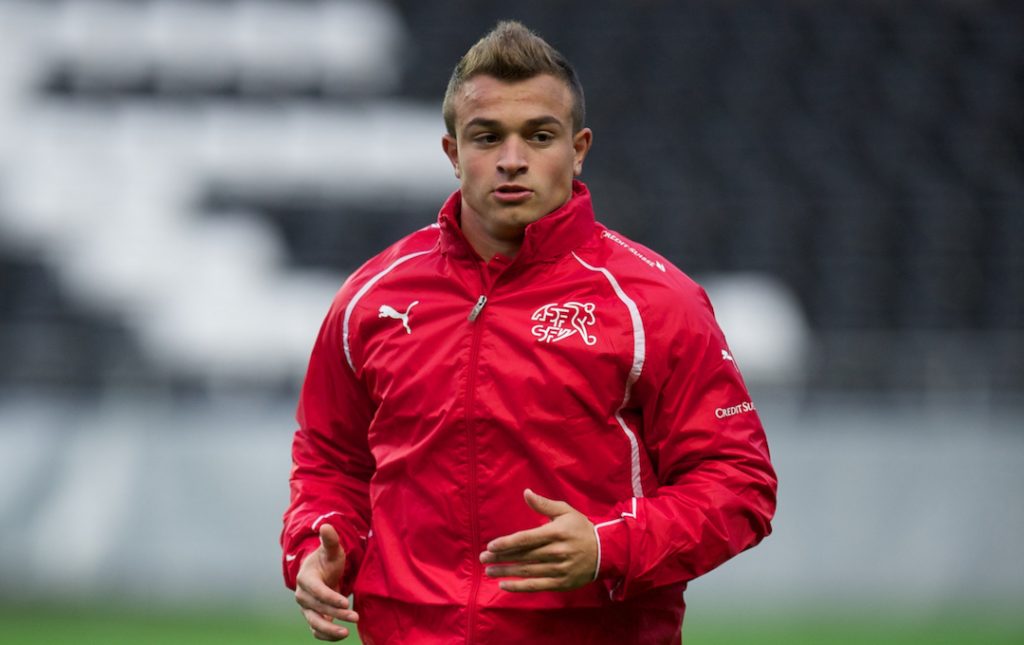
[0,605,1021,644]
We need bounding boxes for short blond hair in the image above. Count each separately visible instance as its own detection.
[442,20,586,137]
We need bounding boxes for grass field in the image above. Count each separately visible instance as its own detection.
[1,604,1021,644]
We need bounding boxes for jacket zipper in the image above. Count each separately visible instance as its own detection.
[468,295,487,322]
[464,292,487,643]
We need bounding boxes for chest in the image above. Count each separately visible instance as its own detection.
[352,268,637,422]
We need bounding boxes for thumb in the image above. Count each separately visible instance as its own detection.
[319,523,345,565]
[524,488,572,519]
[317,523,346,590]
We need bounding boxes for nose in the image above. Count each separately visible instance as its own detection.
[496,137,528,176]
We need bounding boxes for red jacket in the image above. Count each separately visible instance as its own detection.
[282,181,776,644]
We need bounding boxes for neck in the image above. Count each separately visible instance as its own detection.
[459,205,525,262]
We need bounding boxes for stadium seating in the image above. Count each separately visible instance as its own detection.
[0,0,1020,398]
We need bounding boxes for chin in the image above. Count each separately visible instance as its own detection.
[487,203,536,222]
[510,210,548,227]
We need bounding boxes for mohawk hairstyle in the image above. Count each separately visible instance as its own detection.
[442,20,586,137]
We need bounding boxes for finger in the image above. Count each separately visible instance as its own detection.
[307,527,347,595]
[485,561,566,579]
[298,575,350,610]
[498,577,566,593]
[484,525,558,557]
[296,588,359,623]
[319,524,343,562]
[481,540,570,564]
[302,608,350,641]
[523,488,573,519]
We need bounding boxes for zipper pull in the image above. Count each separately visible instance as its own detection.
[468,295,487,322]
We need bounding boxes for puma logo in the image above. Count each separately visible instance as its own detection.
[378,301,419,334]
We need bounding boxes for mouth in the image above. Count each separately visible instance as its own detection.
[493,184,534,203]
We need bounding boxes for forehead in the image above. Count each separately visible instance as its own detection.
[453,74,573,130]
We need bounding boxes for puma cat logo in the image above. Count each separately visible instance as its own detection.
[378,301,419,334]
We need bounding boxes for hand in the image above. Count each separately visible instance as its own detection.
[480,488,598,592]
[294,524,360,641]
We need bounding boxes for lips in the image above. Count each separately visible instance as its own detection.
[493,184,533,203]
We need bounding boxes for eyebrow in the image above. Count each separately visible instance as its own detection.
[463,115,565,130]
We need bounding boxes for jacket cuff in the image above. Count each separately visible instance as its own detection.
[283,516,366,593]
[321,515,366,596]
[592,518,629,591]
[283,535,321,590]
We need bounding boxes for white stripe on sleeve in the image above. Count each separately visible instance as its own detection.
[343,250,432,371]
[572,253,647,498]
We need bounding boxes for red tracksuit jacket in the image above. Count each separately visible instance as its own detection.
[282,181,777,644]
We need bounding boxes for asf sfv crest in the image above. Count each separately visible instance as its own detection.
[531,302,597,345]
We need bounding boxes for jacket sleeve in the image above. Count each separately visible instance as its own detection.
[280,290,377,593]
[590,286,777,600]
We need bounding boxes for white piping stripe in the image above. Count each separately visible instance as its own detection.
[614,415,644,498]
[591,523,608,581]
[343,250,432,371]
[572,252,646,498]
[625,496,637,519]
[593,519,621,530]
[311,510,344,531]
[591,498,640,582]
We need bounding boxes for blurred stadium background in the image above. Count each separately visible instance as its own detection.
[0,0,1022,642]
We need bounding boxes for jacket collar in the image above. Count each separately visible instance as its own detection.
[437,180,596,265]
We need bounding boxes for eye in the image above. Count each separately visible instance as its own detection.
[531,131,554,143]
[473,133,499,145]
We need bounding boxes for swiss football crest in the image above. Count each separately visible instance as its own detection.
[531,302,597,345]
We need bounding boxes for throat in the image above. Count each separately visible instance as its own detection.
[459,207,524,262]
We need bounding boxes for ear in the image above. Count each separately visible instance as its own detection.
[442,134,461,179]
[572,127,593,177]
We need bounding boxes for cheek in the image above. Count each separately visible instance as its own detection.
[549,158,576,189]
[460,157,486,182]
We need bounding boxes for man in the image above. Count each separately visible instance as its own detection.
[282,20,776,644]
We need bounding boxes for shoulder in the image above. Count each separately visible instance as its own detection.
[581,226,731,385]
[322,224,441,320]
[350,223,441,284]
[579,224,714,328]
[335,224,440,300]
[313,224,440,368]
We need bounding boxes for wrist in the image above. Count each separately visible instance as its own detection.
[283,535,322,590]
[316,517,365,595]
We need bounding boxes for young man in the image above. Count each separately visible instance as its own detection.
[282,21,776,644]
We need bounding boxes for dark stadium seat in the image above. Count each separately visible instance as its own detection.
[0,251,150,392]
[1,0,1021,396]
